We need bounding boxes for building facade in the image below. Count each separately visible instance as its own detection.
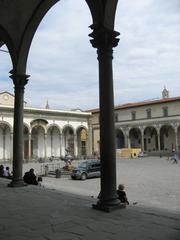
[0,92,92,162]
[91,89,180,155]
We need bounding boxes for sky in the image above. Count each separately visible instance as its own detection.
[0,0,180,111]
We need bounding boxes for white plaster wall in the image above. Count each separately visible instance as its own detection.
[115,101,180,122]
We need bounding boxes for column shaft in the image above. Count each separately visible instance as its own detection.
[88,120,93,156]
[74,134,78,157]
[9,71,29,187]
[28,133,31,161]
[89,27,121,211]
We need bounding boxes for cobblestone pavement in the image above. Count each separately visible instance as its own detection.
[0,177,180,240]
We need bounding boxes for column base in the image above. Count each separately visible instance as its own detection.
[92,201,126,212]
[8,179,27,188]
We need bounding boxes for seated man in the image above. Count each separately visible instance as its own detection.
[117,184,129,205]
[23,168,38,185]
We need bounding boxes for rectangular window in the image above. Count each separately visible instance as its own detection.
[146,109,151,119]
[131,111,136,120]
[163,107,168,117]
[115,113,118,122]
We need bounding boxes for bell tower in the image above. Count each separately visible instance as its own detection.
[162,86,169,99]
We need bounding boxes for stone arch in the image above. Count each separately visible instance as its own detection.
[115,128,125,149]
[0,25,16,68]
[144,126,158,152]
[0,122,11,161]
[76,126,88,157]
[30,119,48,134]
[47,125,61,158]
[160,125,175,151]
[129,127,141,148]
[47,124,61,134]
[0,121,13,133]
[62,124,75,135]
[16,1,60,72]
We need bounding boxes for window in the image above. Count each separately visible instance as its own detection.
[163,107,168,117]
[146,109,151,119]
[115,113,118,122]
[131,111,136,120]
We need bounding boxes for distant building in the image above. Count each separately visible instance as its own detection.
[0,92,92,162]
[90,88,180,155]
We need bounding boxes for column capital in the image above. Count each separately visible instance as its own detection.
[9,70,30,89]
[89,25,120,50]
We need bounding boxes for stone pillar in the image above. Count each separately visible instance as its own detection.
[74,134,78,157]
[175,129,178,152]
[157,128,161,151]
[44,133,47,160]
[124,129,130,148]
[10,132,13,163]
[90,26,121,211]
[3,128,5,159]
[8,71,29,187]
[87,119,93,156]
[140,128,144,152]
[28,133,31,161]
[59,133,62,157]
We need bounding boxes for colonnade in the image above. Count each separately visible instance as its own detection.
[0,123,90,161]
[116,123,180,152]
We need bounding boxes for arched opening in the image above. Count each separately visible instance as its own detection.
[47,125,61,158]
[129,128,141,148]
[62,126,74,157]
[144,126,158,152]
[0,42,13,101]
[77,127,88,157]
[160,125,175,151]
[0,123,11,161]
[26,1,96,110]
[116,129,125,149]
[31,126,46,160]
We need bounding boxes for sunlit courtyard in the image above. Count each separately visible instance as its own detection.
[19,156,180,214]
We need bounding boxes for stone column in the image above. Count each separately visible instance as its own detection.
[175,129,178,152]
[87,119,93,156]
[28,133,31,161]
[90,26,121,211]
[124,129,130,148]
[10,132,13,163]
[74,134,78,157]
[157,128,161,151]
[140,128,144,152]
[3,128,5,159]
[8,71,29,187]
[59,133,62,157]
[44,133,47,160]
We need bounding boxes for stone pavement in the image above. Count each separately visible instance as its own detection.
[0,178,180,240]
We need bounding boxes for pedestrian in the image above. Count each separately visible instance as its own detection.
[117,184,129,205]
[23,168,38,185]
[0,165,4,177]
[3,166,12,178]
[171,153,179,164]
